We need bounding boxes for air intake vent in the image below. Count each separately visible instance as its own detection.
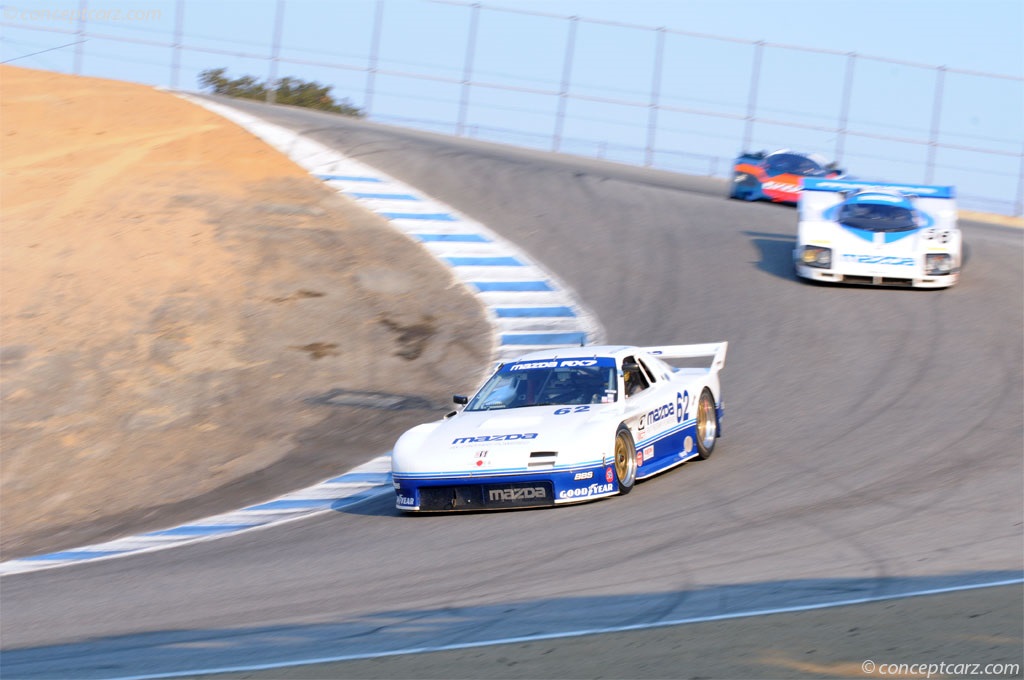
[528,451,558,468]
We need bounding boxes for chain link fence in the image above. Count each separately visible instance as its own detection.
[3,0,1022,215]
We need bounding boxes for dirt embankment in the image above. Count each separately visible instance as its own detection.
[0,65,491,558]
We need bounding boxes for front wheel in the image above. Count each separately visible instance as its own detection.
[695,388,719,460]
[729,173,760,200]
[613,425,637,494]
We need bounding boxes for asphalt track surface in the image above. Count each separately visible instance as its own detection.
[2,99,1022,679]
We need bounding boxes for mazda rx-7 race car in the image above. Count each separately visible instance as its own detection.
[729,149,843,203]
[391,343,727,512]
[794,178,960,288]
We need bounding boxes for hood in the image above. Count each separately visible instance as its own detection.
[392,406,613,475]
[801,219,931,273]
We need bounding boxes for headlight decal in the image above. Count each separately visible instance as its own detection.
[925,253,954,275]
[800,245,832,268]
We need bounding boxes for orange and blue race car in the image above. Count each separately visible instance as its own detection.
[729,149,843,204]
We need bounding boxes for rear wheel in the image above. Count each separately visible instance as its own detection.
[613,425,637,494]
[696,388,719,460]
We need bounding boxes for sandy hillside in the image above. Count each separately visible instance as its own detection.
[0,65,491,558]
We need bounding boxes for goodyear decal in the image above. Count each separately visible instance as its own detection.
[558,483,615,499]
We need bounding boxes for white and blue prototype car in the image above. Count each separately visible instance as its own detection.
[794,178,961,288]
[391,343,727,512]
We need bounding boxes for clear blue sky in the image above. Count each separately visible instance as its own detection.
[2,0,1022,213]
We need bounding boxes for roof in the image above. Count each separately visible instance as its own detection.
[504,345,638,363]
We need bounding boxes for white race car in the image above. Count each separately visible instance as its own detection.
[391,343,727,512]
[794,178,961,288]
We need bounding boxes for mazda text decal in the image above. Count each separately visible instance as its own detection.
[452,432,538,445]
[841,254,915,266]
[488,486,547,501]
[641,392,688,433]
[509,359,598,371]
[646,401,679,424]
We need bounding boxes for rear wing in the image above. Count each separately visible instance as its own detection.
[801,178,955,198]
[643,342,728,372]
[799,178,957,230]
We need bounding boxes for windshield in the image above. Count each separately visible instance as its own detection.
[838,203,917,232]
[766,153,827,177]
[465,358,619,411]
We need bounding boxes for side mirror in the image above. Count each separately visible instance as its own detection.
[453,395,468,405]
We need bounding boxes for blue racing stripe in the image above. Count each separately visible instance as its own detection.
[412,233,490,243]
[317,174,383,182]
[501,332,587,345]
[380,212,458,221]
[445,256,523,266]
[495,307,575,318]
[471,281,553,292]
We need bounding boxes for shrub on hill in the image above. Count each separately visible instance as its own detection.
[198,68,364,117]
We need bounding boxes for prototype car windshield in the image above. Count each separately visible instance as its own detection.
[838,203,917,232]
[766,153,828,176]
[466,358,619,411]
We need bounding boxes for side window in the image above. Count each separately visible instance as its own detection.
[623,356,650,398]
[636,358,657,385]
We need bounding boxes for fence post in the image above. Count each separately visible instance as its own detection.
[644,26,666,168]
[741,40,764,152]
[553,15,578,153]
[73,0,87,75]
[170,0,184,89]
[835,52,856,166]
[364,0,384,116]
[266,0,286,104]
[456,2,481,137]
[925,65,946,184]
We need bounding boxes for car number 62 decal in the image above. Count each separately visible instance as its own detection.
[677,391,689,423]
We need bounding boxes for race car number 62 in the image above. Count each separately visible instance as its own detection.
[677,391,689,423]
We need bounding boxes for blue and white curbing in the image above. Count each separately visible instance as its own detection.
[185,95,604,363]
[0,95,604,576]
[0,456,392,575]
